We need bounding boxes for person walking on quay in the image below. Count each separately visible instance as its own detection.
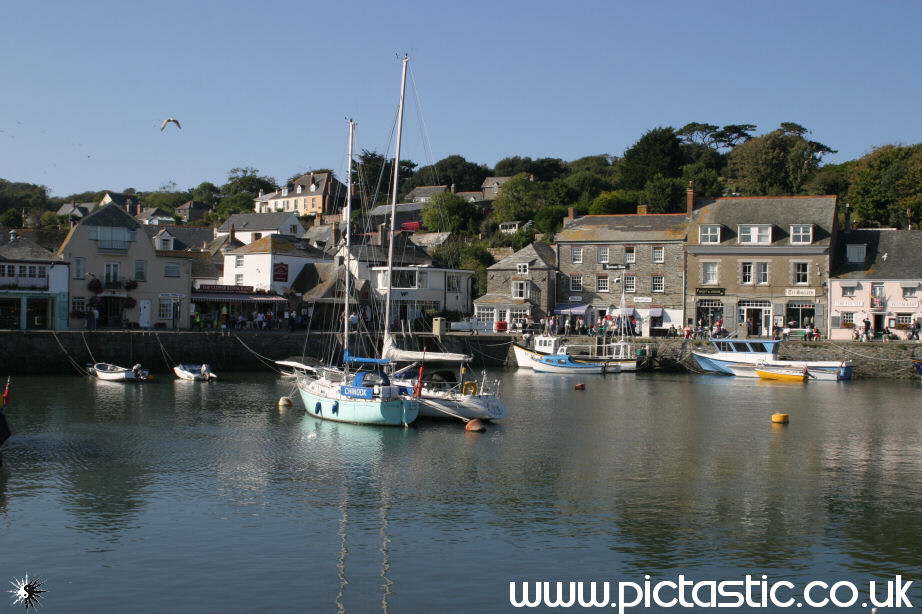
[193,311,202,332]
[910,320,920,340]
[862,317,872,342]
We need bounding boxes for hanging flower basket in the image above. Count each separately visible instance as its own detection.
[123,296,137,309]
[87,278,102,293]
[125,279,138,291]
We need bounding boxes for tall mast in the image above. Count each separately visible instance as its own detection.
[343,118,355,370]
[383,55,409,340]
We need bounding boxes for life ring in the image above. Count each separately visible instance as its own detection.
[462,381,478,396]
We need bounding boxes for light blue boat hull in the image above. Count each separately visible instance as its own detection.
[299,388,418,426]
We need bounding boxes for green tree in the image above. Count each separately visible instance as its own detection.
[589,190,641,214]
[681,162,723,198]
[533,205,569,235]
[542,178,578,209]
[458,245,494,297]
[804,161,853,199]
[640,174,684,213]
[353,149,417,205]
[401,155,490,198]
[564,170,612,204]
[726,124,835,195]
[214,167,277,221]
[421,192,474,232]
[0,209,24,228]
[848,144,922,227]
[494,156,569,182]
[618,127,686,190]
[191,181,221,206]
[141,189,191,212]
[490,174,542,222]
[713,124,757,149]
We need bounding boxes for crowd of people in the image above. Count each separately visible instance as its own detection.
[849,317,921,342]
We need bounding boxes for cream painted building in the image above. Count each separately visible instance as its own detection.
[56,203,193,329]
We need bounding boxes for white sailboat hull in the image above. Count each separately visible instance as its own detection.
[513,342,638,371]
[415,394,506,421]
[297,377,418,426]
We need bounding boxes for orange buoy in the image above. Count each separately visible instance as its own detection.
[465,418,486,432]
[771,413,789,424]
[574,383,586,390]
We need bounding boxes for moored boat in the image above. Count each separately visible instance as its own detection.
[174,364,217,381]
[754,366,808,383]
[693,339,852,380]
[90,362,149,382]
[531,354,618,374]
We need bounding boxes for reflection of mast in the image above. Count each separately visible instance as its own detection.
[379,488,393,614]
[336,486,349,614]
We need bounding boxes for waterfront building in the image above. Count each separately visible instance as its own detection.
[253,172,345,216]
[220,234,329,294]
[828,229,922,339]
[473,242,557,328]
[686,195,839,337]
[215,212,305,244]
[0,229,69,330]
[370,265,474,324]
[56,203,193,329]
[555,206,687,336]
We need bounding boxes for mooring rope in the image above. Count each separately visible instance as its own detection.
[80,331,96,363]
[233,334,283,374]
[52,332,88,376]
[153,333,175,368]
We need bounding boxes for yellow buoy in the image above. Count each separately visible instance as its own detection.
[771,413,789,424]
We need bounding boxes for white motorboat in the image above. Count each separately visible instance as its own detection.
[693,339,852,380]
[531,354,619,374]
[173,364,217,381]
[513,335,640,372]
[90,362,149,382]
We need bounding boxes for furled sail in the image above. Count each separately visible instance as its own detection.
[381,334,471,363]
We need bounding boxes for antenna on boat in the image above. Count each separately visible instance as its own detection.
[343,117,355,376]
[383,55,409,342]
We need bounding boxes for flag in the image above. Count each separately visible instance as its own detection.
[1,378,9,407]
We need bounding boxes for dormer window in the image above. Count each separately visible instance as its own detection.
[309,183,317,192]
[516,263,529,275]
[699,225,721,244]
[790,224,813,244]
[282,187,289,196]
[296,184,302,194]
[846,244,866,264]
[738,224,772,245]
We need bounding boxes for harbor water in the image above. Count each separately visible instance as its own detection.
[2,371,922,612]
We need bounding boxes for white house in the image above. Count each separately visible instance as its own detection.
[215,212,305,245]
[221,235,330,294]
[370,265,474,323]
[0,229,70,330]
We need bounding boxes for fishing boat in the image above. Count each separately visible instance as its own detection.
[754,366,808,383]
[90,362,149,382]
[296,100,418,426]
[173,363,217,381]
[693,339,852,380]
[531,354,618,374]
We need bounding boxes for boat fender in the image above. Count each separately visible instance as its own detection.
[461,381,478,396]
[771,413,789,424]
[465,418,486,432]
[332,401,339,415]
[314,402,322,415]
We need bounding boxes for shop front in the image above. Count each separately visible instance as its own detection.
[0,294,59,330]
[191,284,290,329]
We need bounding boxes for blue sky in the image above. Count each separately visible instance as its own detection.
[2,0,920,196]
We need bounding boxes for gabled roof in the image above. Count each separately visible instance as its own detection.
[294,262,368,301]
[481,176,512,188]
[186,251,222,279]
[176,200,210,211]
[144,225,216,251]
[101,191,137,208]
[367,202,425,216]
[226,234,328,258]
[138,207,173,221]
[56,201,95,218]
[78,202,142,229]
[456,191,485,201]
[206,234,244,254]
[406,185,448,199]
[833,229,922,279]
[690,195,838,246]
[556,214,687,243]
[488,242,556,270]
[218,212,301,232]
[264,171,342,202]
[0,230,58,262]
[333,235,432,266]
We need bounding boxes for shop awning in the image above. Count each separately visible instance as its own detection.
[900,281,919,288]
[647,307,663,317]
[554,303,591,316]
[192,293,289,303]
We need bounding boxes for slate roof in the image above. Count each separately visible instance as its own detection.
[226,234,328,258]
[144,225,216,251]
[102,192,138,208]
[456,191,485,201]
[137,207,173,222]
[176,200,210,212]
[367,202,425,217]
[264,171,342,202]
[832,229,922,279]
[206,234,244,254]
[294,262,368,301]
[689,195,838,246]
[56,201,96,218]
[406,185,448,200]
[473,293,529,306]
[186,251,222,279]
[488,242,557,270]
[333,235,432,266]
[556,213,688,243]
[218,212,302,232]
[78,202,141,229]
[481,176,512,189]
[0,230,58,262]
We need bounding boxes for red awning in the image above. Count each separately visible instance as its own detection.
[191,293,288,303]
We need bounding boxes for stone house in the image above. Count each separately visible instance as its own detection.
[56,203,193,329]
[255,172,345,216]
[481,176,512,200]
[176,200,211,223]
[137,207,174,225]
[0,229,70,330]
[555,209,688,336]
[406,185,447,203]
[473,242,557,327]
[828,229,922,339]
[686,194,839,337]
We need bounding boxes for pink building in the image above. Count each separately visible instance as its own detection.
[828,229,922,340]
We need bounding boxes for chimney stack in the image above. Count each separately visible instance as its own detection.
[565,206,575,225]
[843,203,852,232]
[686,181,695,216]
[229,224,236,243]
[332,222,341,247]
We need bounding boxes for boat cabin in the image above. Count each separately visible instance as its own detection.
[711,339,781,355]
[533,335,563,353]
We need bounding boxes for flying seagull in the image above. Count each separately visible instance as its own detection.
[160,118,182,131]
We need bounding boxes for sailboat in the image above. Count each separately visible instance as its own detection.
[512,287,646,371]
[296,111,418,426]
